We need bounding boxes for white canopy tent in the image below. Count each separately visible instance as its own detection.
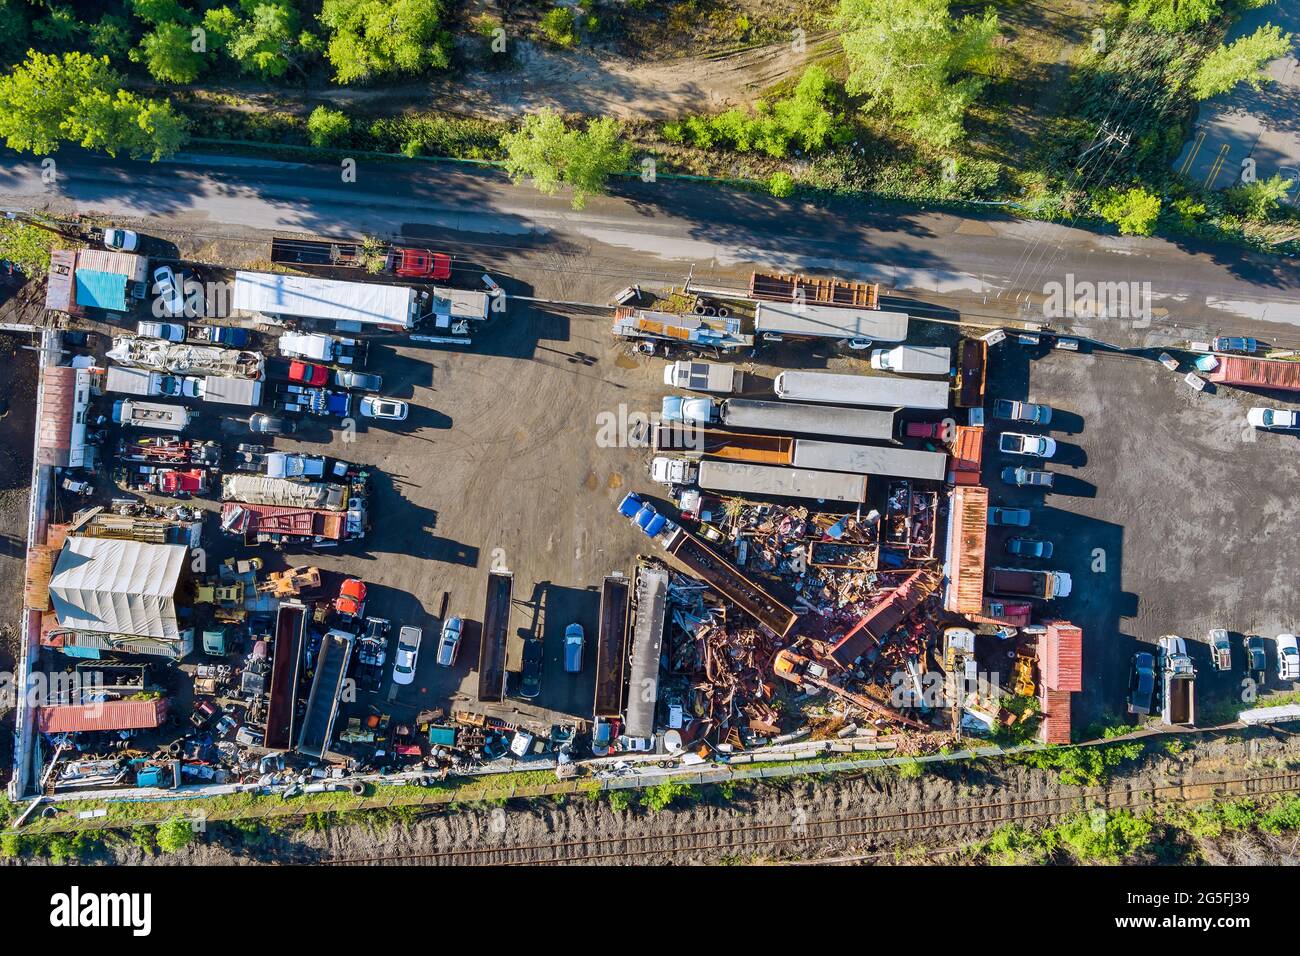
[49,538,188,641]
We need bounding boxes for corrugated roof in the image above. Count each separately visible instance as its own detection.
[36,698,166,733]
[1038,687,1072,745]
[75,269,129,311]
[49,538,187,640]
[625,567,668,738]
[1044,621,1083,692]
[37,365,77,467]
[75,249,148,282]
[950,426,984,473]
[944,486,988,614]
[45,249,77,313]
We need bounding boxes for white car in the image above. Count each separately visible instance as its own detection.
[360,396,409,421]
[999,432,1057,458]
[1277,634,1300,682]
[391,625,422,686]
[152,266,185,317]
[1247,407,1300,429]
[616,735,654,753]
[103,228,139,252]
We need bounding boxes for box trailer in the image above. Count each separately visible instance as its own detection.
[1207,356,1300,392]
[193,375,263,407]
[774,370,949,410]
[792,440,947,481]
[104,366,179,397]
[870,345,952,376]
[697,459,867,503]
[720,398,895,441]
[754,302,909,343]
[233,271,421,329]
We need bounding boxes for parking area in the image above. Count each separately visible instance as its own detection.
[983,343,1300,727]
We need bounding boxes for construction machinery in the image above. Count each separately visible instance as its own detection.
[259,566,321,598]
[196,581,246,622]
[773,649,928,731]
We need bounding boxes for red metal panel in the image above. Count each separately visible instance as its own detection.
[1208,356,1300,392]
[1037,687,1072,744]
[36,698,166,733]
[1044,621,1083,692]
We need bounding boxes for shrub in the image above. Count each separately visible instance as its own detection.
[539,7,577,47]
[156,816,194,853]
[307,106,351,147]
[768,171,795,197]
[606,789,634,812]
[641,780,693,812]
[1094,186,1162,236]
[1056,810,1153,863]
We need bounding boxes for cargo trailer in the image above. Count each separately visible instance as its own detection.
[792,440,947,481]
[773,370,949,410]
[755,302,909,343]
[1207,356,1300,392]
[478,569,513,703]
[697,459,867,503]
[296,629,353,759]
[652,422,794,464]
[233,271,421,329]
[720,398,895,441]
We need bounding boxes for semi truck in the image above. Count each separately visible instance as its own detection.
[187,375,263,407]
[791,440,947,481]
[987,567,1073,600]
[870,345,952,376]
[1207,356,1300,393]
[754,301,909,343]
[719,398,895,441]
[773,370,949,410]
[696,459,868,503]
[111,399,192,433]
[270,236,451,280]
[233,271,423,330]
[1159,635,1196,727]
[663,360,742,393]
[278,332,367,367]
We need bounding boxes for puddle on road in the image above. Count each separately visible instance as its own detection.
[613,353,641,370]
[607,473,623,490]
[584,469,599,490]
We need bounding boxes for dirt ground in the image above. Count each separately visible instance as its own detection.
[29,729,1300,865]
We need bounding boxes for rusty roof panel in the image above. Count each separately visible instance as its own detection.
[945,485,988,615]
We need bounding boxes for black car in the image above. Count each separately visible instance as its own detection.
[519,638,543,699]
[1244,634,1268,678]
[1127,651,1156,716]
[249,413,295,435]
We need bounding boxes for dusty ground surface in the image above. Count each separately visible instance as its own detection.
[19,730,1300,865]
[985,343,1300,730]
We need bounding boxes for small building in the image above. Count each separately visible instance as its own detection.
[944,485,987,615]
[45,249,148,315]
[1038,621,1083,745]
[36,366,95,469]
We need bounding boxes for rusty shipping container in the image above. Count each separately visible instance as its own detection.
[1208,356,1300,392]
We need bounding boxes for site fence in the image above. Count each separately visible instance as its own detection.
[6,723,1213,839]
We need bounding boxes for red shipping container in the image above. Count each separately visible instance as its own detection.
[1043,621,1083,692]
[1208,356,1300,392]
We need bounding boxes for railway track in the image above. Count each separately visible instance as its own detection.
[322,769,1300,866]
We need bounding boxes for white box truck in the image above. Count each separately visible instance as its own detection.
[773,370,949,410]
[792,440,947,481]
[233,271,420,330]
[719,399,894,441]
[697,460,867,503]
[663,360,742,394]
[870,345,952,376]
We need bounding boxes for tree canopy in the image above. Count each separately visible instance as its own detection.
[501,110,632,210]
[1191,23,1293,99]
[834,0,999,148]
[319,0,450,84]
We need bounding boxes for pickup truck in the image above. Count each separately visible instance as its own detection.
[265,451,326,480]
[993,399,1052,424]
[988,567,1072,600]
[1207,629,1232,672]
[661,395,718,424]
[1246,407,1300,429]
[265,356,329,386]
[1277,634,1300,682]
[1002,466,1054,488]
[1244,634,1268,682]
[999,432,1056,457]
[1159,635,1196,726]
[616,492,675,538]
[190,325,251,348]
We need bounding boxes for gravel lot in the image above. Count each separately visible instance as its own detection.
[984,342,1300,728]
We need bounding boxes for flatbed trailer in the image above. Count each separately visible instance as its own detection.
[594,574,631,719]
[652,422,795,464]
[662,527,796,637]
[220,502,345,542]
[478,569,513,703]
[270,236,363,268]
[749,271,880,311]
[296,629,354,760]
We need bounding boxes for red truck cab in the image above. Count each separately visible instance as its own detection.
[390,247,451,281]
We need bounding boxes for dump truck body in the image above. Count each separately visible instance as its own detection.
[720,398,895,440]
[652,423,794,464]
[988,567,1072,600]
[697,459,867,503]
[594,574,630,718]
[478,569,513,703]
[773,370,949,410]
[1159,635,1196,727]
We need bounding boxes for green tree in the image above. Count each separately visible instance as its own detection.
[0,221,57,274]
[0,50,188,160]
[319,0,449,85]
[155,817,194,853]
[835,0,999,147]
[1128,0,1220,33]
[229,1,302,78]
[87,15,136,61]
[1191,24,1294,100]
[538,6,576,47]
[307,105,351,146]
[32,4,84,46]
[1226,173,1294,221]
[0,1,31,68]
[132,21,206,83]
[1094,186,1162,236]
[501,109,632,209]
[130,0,191,26]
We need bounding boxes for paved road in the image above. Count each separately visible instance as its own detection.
[2,148,1298,335]
[1174,0,1299,193]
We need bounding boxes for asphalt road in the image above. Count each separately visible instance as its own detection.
[2,148,1299,337]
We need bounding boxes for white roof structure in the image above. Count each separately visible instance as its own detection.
[754,302,909,341]
[233,271,417,328]
[49,539,187,641]
[221,474,346,511]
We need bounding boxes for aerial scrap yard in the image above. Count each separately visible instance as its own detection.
[15,215,1278,815]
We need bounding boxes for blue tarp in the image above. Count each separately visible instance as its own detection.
[75,269,128,311]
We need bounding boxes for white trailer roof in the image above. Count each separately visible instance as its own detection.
[793,440,947,481]
[698,460,867,503]
[233,271,416,328]
[50,538,187,641]
[755,302,908,342]
[221,474,345,511]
